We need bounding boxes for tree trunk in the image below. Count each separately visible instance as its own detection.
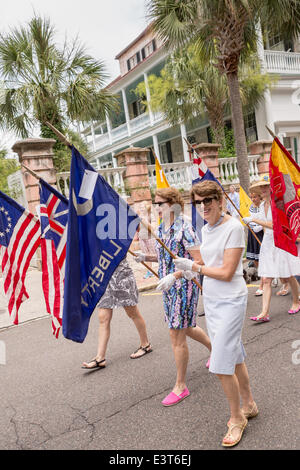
[207,107,225,145]
[226,71,250,193]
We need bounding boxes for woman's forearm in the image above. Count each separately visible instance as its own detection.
[252,218,273,230]
[145,254,158,262]
[197,264,234,282]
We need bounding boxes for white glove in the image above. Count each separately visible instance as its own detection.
[242,216,254,224]
[133,251,146,263]
[156,273,176,291]
[182,271,197,281]
[173,257,194,271]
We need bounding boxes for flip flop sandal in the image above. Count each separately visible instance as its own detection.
[276,288,289,296]
[222,418,248,447]
[82,358,106,370]
[242,402,259,419]
[130,344,152,359]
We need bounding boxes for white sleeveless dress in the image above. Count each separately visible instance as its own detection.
[257,202,300,278]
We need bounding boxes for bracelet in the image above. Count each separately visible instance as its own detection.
[197,265,202,274]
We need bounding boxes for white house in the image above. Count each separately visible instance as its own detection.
[82,23,300,169]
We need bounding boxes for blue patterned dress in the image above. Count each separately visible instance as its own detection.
[156,216,200,329]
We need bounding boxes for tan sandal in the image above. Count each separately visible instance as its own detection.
[222,418,248,447]
[242,402,258,419]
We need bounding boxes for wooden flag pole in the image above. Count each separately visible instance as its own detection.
[128,249,159,279]
[265,126,276,139]
[184,137,262,246]
[21,164,41,181]
[139,218,202,291]
[45,121,72,148]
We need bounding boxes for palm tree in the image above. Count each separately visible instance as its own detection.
[136,45,274,146]
[147,0,300,192]
[0,15,116,165]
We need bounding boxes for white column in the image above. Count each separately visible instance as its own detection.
[91,123,96,151]
[256,20,275,136]
[121,88,131,137]
[152,134,161,161]
[180,123,190,162]
[105,113,113,145]
[143,72,154,125]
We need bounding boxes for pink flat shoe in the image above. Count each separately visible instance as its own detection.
[250,315,270,323]
[205,357,210,369]
[288,305,300,315]
[162,387,190,407]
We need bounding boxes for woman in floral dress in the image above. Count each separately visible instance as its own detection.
[135,188,211,406]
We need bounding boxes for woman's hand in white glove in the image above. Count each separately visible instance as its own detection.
[156,273,176,291]
[133,251,146,263]
[173,257,194,271]
[242,216,254,224]
[182,271,197,281]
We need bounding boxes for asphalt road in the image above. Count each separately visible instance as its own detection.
[0,285,299,451]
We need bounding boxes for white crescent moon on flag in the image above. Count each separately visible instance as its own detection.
[72,190,93,216]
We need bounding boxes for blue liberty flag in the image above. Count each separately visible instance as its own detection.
[63,147,140,343]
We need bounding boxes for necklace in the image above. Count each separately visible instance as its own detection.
[207,212,225,231]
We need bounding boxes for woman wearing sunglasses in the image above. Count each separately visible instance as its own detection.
[134,187,211,407]
[174,180,256,448]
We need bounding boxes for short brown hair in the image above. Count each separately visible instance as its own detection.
[190,180,223,204]
[155,187,184,211]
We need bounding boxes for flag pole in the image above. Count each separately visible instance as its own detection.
[184,137,262,246]
[21,164,42,181]
[45,121,72,148]
[128,249,159,279]
[139,219,202,291]
[265,126,276,139]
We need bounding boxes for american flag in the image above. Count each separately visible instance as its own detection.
[39,179,68,338]
[0,191,41,324]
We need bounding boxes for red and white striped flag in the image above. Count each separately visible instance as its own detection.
[0,192,41,324]
[39,179,68,338]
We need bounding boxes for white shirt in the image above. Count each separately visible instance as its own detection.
[200,217,247,299]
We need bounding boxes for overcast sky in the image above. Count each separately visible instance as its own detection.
[1,0,149,152]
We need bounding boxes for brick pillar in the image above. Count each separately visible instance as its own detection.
[249,140,272,176]
[114,147,152,205]
[193,143,220,178]
[12,138,57,214]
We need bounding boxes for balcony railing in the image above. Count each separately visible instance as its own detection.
[264,50,300,74]
[56,155,261,202]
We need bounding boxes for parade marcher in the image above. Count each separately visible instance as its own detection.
[246,188,264,296]
[82,258,152,369]
[135,200,156,279]
[243,176,300,321]
[174,180,256,448]
[226,185,240,219]
[135,187,211,407]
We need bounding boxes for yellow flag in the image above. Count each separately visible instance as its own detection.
[155,156,170,188]
[239,186,253,224]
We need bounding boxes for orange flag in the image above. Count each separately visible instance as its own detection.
[269,137,300,256]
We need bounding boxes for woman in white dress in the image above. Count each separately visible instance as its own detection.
[174,181,256,448]
[243,176,300,322]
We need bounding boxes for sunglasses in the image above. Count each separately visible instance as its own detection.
[153,201,168,207]
[192,197,215,207]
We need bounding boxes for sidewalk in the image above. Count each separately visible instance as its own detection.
[0,256,158,330]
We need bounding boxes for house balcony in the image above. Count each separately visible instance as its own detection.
[264,50,300,74]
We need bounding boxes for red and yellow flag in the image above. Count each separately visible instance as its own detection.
[269,137,300,256]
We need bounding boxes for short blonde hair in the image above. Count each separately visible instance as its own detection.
[155,187,184,211]
[190,180,223,204]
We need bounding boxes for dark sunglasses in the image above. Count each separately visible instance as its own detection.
[153,201,168,207]
[192,197,215,207]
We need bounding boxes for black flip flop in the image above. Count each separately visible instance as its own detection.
[130,344,153,359]
[82,358,106,369]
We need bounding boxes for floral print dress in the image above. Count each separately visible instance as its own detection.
[156,216,200,329]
